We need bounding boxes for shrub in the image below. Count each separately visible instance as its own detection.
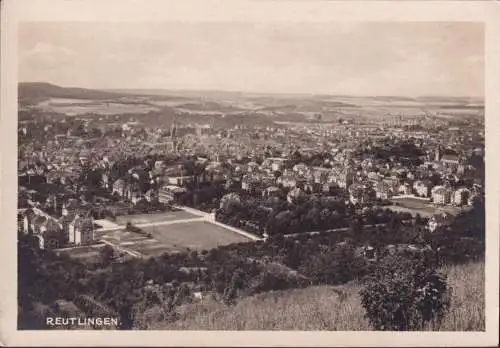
[359,254,451,330]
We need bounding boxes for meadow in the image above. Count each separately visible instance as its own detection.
[160,261,485,331]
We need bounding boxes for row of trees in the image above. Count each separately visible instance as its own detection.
[215,191,416,237]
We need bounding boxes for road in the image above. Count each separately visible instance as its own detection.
[283,223,388,239]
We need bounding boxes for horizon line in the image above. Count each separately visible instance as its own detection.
[18,81,485,100]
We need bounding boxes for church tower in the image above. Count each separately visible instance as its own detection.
[435,147,441,162]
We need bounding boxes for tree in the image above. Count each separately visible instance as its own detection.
[360,254,451,331]
[100,245,115,267]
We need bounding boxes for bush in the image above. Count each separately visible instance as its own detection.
[359,254,451,331]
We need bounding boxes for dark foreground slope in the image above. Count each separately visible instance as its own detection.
[157,261,484,331]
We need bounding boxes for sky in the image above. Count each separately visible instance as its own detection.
[18,22,484,97]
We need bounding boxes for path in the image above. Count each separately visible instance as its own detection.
[283,223,388,239]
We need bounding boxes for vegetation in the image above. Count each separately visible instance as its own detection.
[360,254,450,330]
[159,261,484,331]
[17,199,484,330]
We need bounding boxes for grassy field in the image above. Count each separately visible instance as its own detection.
[388,197,467,218]
[56,243,107,263]
[143,221,251,252]
[115,210,197,225]
[97,221,251,257]
[97,229,173,257]
[159,261,484,331]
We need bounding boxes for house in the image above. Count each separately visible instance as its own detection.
[167,175,194,186]
[158,185,187,204]
[277,175,297,188]
[22,208,37,234]
[101,173,110,189]
[413,180,433,198]
[397,183,412,195]
[38,221,65,249]
[144,189,157,202]
[335,169,355,189]
[287,187,305,204]
[262,186,280,198]
[375,181,392,200]
[21,208,65,248]
[436,147,460,167]
[349,183,374,205]
[241,175,255,191]
[431,185,452,205]
[128,190,143,204]
[112,179,127,197]
[441,154,460,167]
[428,212,454,232]
[68,214,94,246]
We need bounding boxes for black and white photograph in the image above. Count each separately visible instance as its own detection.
[1,0,499,346]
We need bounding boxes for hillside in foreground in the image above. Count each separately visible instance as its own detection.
[156,261,484,331]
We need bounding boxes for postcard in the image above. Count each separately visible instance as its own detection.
[1,0,498,346]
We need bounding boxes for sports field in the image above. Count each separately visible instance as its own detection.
[115,210,198,225]
[97,221,250,257]
[143,221,251,252]
[98,229,174,257]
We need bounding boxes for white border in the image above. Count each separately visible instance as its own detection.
[1,0,499,346]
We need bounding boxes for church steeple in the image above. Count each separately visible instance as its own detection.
[435,146,441,162]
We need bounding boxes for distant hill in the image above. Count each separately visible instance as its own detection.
[18,82,124,102]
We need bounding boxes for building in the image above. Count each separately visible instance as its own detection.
[68,214,94,246]
[112,179,127,197]
[375,181,392,200]
[349,183,374,205]
[413,180,433,198]
[453,187,470,206]
[158,185,187,204]
[428,212,454,232]
[166,175,194,186]
[431,185,452,205]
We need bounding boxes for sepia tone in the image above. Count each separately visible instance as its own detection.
[15,21,486,331]
[2,0,499,346]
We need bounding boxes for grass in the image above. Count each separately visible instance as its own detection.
[115,210,197,225]
[98,221,252,257]
[143,221,251,251]
[435,261,485,331]
[157,261,484,331]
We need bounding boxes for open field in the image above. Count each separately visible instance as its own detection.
[388,197,468,217]
[56,243,107,261]
[115,210,198,225]
[159,261,484,331]
[143,221,252,251]
[96,221,251,257]
[97,229,174,257]
[37,98,160,115]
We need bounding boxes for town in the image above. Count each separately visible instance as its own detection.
[17,84,485,330]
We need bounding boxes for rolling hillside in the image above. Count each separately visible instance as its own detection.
[156,261,484,331]
[19,82,124,103]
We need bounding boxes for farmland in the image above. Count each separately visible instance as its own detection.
[36,98,160,116]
